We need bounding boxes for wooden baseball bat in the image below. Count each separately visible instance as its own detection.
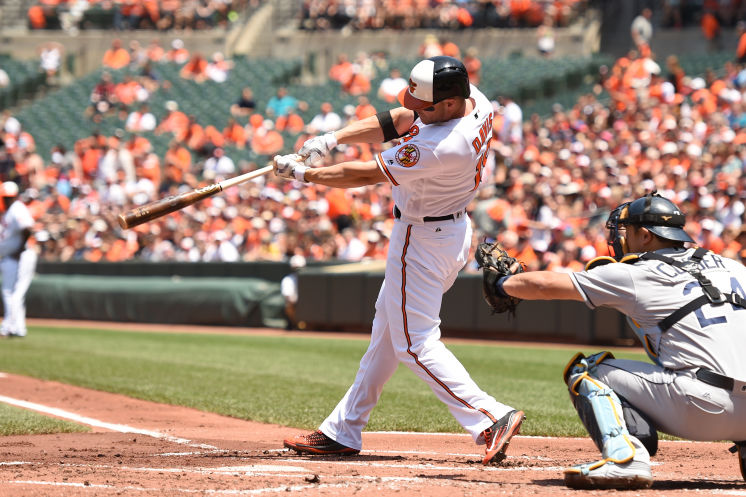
[118,164,274,229]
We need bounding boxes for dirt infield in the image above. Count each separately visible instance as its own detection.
[0,373,743,496]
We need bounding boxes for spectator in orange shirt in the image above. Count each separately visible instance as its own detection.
[146,38,165,62]
[223,118,247,148]
[441,39,461,58]
[113,75,142,116]
[166,39,190,64]
[125,133,152,159]
[203,125,225,150]
[463,47,482,85]
[180,53,208,83]
[699,219,725,253]
[342,64,371,95]
[354,96,376,121]
[701,10,721,51]
[501,229,539,270]
[80,142,104,180]
[28,5,47,29]
[164,140,192,179]
[182,116,206,151]
[102,39,131,70]
[138,152,161,189]
[251,120,284,157]
[329,53,353,84]
[155,101,189,137]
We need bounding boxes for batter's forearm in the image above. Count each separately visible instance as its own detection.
[304,161,386,188]
[335,107,415,145]
[503,271,584,301]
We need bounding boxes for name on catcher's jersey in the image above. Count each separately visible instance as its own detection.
[570,247,746,379]
[375,84,493,218]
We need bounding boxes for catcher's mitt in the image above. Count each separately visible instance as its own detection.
[475,241,525,316]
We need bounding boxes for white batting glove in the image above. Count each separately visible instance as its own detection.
[298,132,338,165]
[273,154,308,182]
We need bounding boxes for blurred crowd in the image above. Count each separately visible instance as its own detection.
[4,33,746,271]
[478,46,746,272]
[298,0,587,31]
[28,0,258,33]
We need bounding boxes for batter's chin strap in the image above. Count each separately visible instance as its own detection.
[639,247,746,332]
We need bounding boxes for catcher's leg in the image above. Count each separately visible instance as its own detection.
[563,352,652,490]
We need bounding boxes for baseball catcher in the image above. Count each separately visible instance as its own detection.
[475,241,525,316]
[481,192,746,490]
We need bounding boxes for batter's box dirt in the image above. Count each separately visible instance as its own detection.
[0,373,743,496]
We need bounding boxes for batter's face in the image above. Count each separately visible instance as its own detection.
[417,98,459,124]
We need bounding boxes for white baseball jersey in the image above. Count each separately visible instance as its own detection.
[0,200,36,337]
[375,84,494,218]
[320,85,516,451]
[571,247,746,379]
[0,200,34,258]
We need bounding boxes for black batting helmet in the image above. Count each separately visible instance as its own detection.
[398,56,471,110]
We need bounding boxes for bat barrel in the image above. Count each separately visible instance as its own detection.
[118,163,273,229]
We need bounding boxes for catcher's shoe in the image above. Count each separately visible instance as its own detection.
[731,442,746,480]
[482,409,525,465]
[284,430,359,456]
[564,459,653,490]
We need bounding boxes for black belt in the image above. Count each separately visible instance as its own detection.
[394,205,462,222]
[696,368,738,392]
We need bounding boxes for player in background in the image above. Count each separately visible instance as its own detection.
[0,181,36,338]
[273,56,525,464]
[487,193,746,489]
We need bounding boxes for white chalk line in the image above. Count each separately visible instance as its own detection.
[282,458,565,473]
[0,395,217,450]
[6,479,418,495]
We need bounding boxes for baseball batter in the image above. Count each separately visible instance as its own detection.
[491,193,746,489]
[0,181,36,338]
[274,56,525,464]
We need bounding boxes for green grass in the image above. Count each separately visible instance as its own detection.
[0,326,649,437]
[0,402,90,436]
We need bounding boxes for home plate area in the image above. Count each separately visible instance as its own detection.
[0,374,743,496]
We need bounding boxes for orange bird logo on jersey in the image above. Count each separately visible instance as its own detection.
[395,144,420,167]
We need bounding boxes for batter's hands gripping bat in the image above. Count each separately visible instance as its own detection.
[118,164,273,229]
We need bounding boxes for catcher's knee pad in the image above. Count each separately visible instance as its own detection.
[568,370,635,464]
[619,395,658,457]
[563,351,615,385]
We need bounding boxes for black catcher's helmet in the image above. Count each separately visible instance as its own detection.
[606,192,694,260]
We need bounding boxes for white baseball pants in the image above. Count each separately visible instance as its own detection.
[1,249,37,337]
[320,216,514,450]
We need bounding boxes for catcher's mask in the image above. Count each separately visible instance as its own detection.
[606,192,694,260]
